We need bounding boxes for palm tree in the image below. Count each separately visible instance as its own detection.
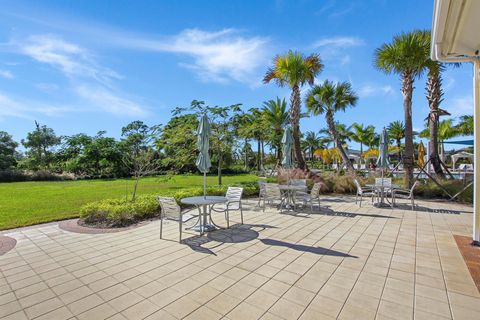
[263,51,324,169]
[387,121,405,159]
[456,115,474,136]
[262,98,289,163]
[374,30,430,187]
[306,80,359,174]
[302,131,321,161]
[350,123,375,155]
[420,119,460,162]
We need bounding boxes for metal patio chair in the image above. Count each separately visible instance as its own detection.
[157,196,197,242]
[392,181,420,210]
[354,179,376,207]
[211,186,244,228]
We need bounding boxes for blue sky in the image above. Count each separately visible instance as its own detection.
[0,0,474,150]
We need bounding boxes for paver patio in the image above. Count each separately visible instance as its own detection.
[1,195,479,320]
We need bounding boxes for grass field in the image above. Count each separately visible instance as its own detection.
[0,174,258,230]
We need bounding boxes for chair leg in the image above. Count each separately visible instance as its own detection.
[179,219,182,243]
[226,209,230,228]
[359,195,362,207]
[160,217,163,239]
[240,206,244,224]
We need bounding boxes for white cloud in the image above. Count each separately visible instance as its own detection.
[312,36,365,48]
[0,92,72,120]
[35,83,59,92]
[74,85,148,117]
[0,69,13,79]
[358,84,395,98]
[10,34,148,117]
[16,34,121,84]
[113,28,269,84]
[446,95,473,117]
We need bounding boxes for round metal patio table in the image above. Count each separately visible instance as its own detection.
[180,196,227,233]
[366,184,400,207]
[278,185,307,211]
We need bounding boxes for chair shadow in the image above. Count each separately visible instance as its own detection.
[293,205,398,219]
[182,224,277,255]
[392,203,463,214]
[260,238,358,258]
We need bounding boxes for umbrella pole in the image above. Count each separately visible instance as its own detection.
[203,172,207,199]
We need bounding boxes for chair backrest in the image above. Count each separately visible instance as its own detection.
[157,196,180,219]
[375,178,391,186]
[290,179,307,186]
[410,181,420,195]
[265,183,281,198]
[226,187,243,202]
[258,180,267,196]
[310,182,322,199]
[353,179,362,192]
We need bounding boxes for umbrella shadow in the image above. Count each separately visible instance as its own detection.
[182,224,277,255]
[260,238,357,258]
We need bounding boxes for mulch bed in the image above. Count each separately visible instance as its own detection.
[58,218,151,234]
[0,236,17,255]
[454,235,480,292]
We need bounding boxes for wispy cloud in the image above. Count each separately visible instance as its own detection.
[10,34,148,117]
[74,85,148,117]
[114,28,269,84]
[0,69,13,79]
[0,92,72,120]
[446,95,473,117]
[312,36,365,49]
[357,84,395,98]
[17,34,120,84]
[312,36,364,66]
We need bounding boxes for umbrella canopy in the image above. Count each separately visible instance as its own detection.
[417,141,426,168]
[376,127,390,169]
[281,126,294,168]
[195,114,212,173]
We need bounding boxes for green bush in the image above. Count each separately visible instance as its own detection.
[79,181,260,227]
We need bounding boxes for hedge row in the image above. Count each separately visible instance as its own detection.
[79,182,259,227]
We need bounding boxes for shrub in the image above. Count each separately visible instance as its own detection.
[79,181,260,227]
[0,169,76,182]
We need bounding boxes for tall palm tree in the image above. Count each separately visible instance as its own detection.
[387,120,405,159]
[263,51,324,169]
[374,30,430,187]
[350,123,375,155]
[456,115,474,136]
[262,97,289,163]
[306,80,359,174]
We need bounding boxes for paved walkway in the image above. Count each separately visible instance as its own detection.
[0,196,478,320]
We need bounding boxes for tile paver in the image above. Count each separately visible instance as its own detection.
[0,195,478,319]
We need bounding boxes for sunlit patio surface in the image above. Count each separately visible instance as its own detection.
[1,196,479,320]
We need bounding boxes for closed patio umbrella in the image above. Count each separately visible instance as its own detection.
[418,141,426,169]
[281,126,294,169]
[196,113,212,198]
[377,127,390,170]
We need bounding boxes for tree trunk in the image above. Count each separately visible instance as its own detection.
[402,71,414,188]
[257,139,261,171]
[261,139,265,170]
[397,139,401,159]
[132,174,140,201]
[327,111,354,174]
[276,128,283,163]
[244,138,248,170]
[218,153,222,185]
[426,68,445,178]
[290,85,306,169]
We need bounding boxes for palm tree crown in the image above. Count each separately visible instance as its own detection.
[306,80,358,173]
[263,50,324,170]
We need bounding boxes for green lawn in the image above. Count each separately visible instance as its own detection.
[0,174,258,230]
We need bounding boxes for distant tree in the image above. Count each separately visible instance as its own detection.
[262,97,289,162]
[456,115,473,136]
[157,114,198,173]
[302,131,321,161]
[121,121,161,200]
[387,121,405,159]
[419,119,460,162]
[374,30,430,187]
[264,50,324,169]
[306,80,358,174]
[0,131,18,170]
[21,121,61,169]
[350,123,375,155]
